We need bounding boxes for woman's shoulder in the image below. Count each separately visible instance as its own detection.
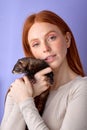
[74,76,87,86]
[69,76,87,95]
[56,76,87,93]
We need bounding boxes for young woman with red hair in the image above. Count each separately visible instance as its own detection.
[1,10,87,130]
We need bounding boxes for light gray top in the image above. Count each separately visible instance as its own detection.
[1,76,87,130]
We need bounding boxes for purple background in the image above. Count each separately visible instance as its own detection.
[0,0,87,123]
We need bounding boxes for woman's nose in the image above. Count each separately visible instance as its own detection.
[43,44,51,53]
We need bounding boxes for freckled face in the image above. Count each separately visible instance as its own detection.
[28,22,70,70]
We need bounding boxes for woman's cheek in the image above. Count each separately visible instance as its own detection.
[31,49,42,59]
[55,41,67,58]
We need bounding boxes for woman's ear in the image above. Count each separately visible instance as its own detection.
[65,32,71,48]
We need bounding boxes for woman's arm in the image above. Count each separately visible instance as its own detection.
[60,79,87,130]
[8,68,52,130]
[1,94,26,130]
[19,97,49,130]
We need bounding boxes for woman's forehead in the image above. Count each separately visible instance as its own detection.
[28,22,61,41]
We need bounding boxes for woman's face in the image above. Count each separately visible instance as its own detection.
[28,22,70,69]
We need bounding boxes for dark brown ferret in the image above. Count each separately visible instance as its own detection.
[12,57,54,116]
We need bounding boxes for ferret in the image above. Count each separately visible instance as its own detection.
[12,57,54,115]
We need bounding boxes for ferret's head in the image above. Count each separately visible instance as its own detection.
[12,57,54,84]
[12,57,49,74]
[12,58,30,74]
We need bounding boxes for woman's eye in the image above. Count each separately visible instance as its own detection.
[32,42,40,47]
[48,35,57,41]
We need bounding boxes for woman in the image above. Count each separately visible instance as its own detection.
[1,10,87,130]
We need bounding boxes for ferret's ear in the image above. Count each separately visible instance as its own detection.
[18,60,23,64]
[18,59,27,67]
[65,32,71,48]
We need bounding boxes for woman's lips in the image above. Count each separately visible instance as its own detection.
[45,54,56,63]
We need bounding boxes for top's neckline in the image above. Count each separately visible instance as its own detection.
[50,75,82,92]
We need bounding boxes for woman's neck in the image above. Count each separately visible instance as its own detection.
[52,59,78,89]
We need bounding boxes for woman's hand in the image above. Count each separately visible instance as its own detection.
[33,67,52,97]
[9,76,33,104]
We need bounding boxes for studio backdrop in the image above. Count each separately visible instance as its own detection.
[0,0,87,122]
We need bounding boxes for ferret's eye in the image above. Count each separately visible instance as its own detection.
[19,61,22,64]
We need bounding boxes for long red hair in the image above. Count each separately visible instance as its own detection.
[22,10,85,76]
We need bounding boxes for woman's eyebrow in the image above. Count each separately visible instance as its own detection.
[45,30,57,36]
[29,38,39,44]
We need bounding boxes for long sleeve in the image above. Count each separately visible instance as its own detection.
[1,95,26,130]
[60,78,87,130]
[19,97,49,130]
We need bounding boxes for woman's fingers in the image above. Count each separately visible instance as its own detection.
[34,67,52,80]
[31,67,52,97]
[23,76,31,85]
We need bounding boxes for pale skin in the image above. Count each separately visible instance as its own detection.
[9,22,78,104]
